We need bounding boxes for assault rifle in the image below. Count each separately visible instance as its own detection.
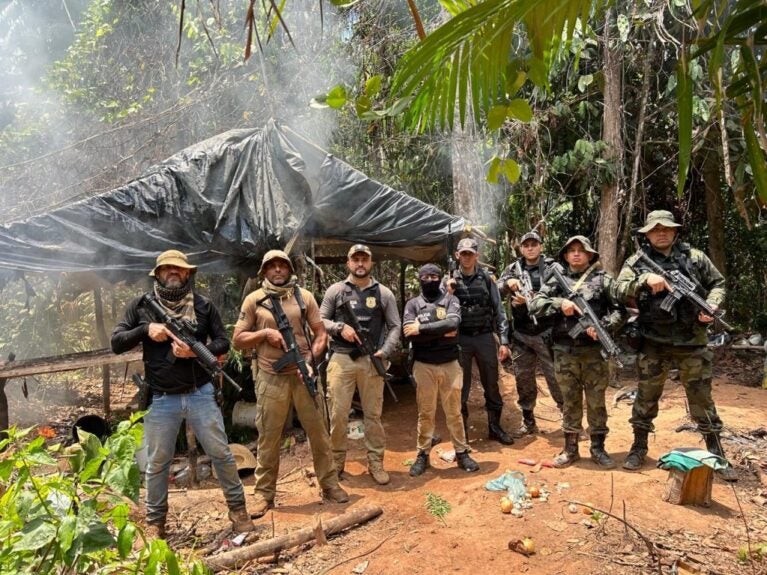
[515,262,538,326]
[633,249,733,332]
[339,297,398,402]
[262,294,319,405]
[548,265,624,368]
[141,294,242,393]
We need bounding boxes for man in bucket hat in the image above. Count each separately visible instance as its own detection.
[616,210,737,481]
[530,236,626,469]
[111,250,256,539]
[233,249,349,516]
[498,231,563,436]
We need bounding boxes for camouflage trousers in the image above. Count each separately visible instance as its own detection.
[630,341,723,434]
[553,345,609,435]
[512,331,563,411]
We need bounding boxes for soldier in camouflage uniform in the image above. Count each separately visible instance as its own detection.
[616,210,737,481]
[498,231,563,436]
[530,236,626,469]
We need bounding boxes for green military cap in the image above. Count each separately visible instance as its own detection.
[638,210,682,233]
[557,235,599,261]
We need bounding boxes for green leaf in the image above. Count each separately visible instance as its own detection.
[487,105,508,130]
[117,524,136,559]
[617,14,629,42]
[58,515,77,555]
[742,112,767,204]
[500,158,521,183]
[527,57,548,89]
[166,547,181,575]
[77,520,115,553]
[14,518,57,551]
[365,75,382,97]
[577,74,594,93]
[677,51,693,197]
[506,70,527,97]
[355,95,371,116]
[507,99,533,122]
[326,84,348,109]
[487,157,502,184]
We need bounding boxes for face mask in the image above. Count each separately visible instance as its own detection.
[420,279,442,298]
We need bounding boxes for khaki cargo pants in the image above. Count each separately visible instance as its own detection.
[327,353,385,468]
[254,370,339,502]
[412,360,469,453]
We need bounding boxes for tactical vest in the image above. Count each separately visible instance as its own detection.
[453,269,494,335]
[409,293,460,363]
[511,257,553,335]
[633,245,699,328]
[331,283,385,353]
[551,268,608,344]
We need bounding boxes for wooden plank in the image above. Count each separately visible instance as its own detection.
[0,348,142,379]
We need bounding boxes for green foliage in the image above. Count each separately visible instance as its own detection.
[424,491,451,525]
[0,415,208,574]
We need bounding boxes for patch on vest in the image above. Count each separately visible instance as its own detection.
[436,307,447,319]
[366,296,377,309]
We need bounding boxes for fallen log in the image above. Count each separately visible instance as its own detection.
[0,348,142,379]
[206,504,383,572]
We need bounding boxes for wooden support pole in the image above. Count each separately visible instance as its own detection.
[206,505,383,572]
[0,353,16,435]
[93,288,111,417]
[0,348,142,379]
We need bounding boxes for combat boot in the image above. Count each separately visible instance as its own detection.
[515,409,539,437]
[623,429,648,471]
[704,433,738,482]
[488,411,514,445]
[250,494,274,518]
[553,432,580,468]
[456,450,479,472]
[409,451,430,477]
[334,456,346,481]
[321,485,350,503]
[368,461,390,485]
[589,434,616,469]
[228,506,257,533]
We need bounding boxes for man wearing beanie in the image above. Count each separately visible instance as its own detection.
[111,250,255,539]
[403,264,479,477]
[233,249,349,516]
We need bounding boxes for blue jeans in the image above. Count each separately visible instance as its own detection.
[144,382,245,525]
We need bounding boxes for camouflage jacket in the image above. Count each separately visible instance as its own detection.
[615,242,725,346]
[529,264,625,347]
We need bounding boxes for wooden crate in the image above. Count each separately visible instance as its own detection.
[662,466,713,507]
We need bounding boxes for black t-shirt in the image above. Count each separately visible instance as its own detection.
[111,293,230,393]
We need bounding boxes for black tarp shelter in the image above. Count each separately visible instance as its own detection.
[0,119,464,285]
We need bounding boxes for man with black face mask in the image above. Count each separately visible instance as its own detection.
[111,250,255,540]
[403,264,479,476]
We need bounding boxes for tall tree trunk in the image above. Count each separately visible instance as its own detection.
[702,143,727,275]
[597,8,624,275]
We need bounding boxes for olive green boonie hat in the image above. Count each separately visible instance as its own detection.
[558,235,599,261]
[258,249,294,275]
[638,210,681,233]
[149,250,197,276]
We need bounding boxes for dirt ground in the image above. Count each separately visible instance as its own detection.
[7,349,767,575]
